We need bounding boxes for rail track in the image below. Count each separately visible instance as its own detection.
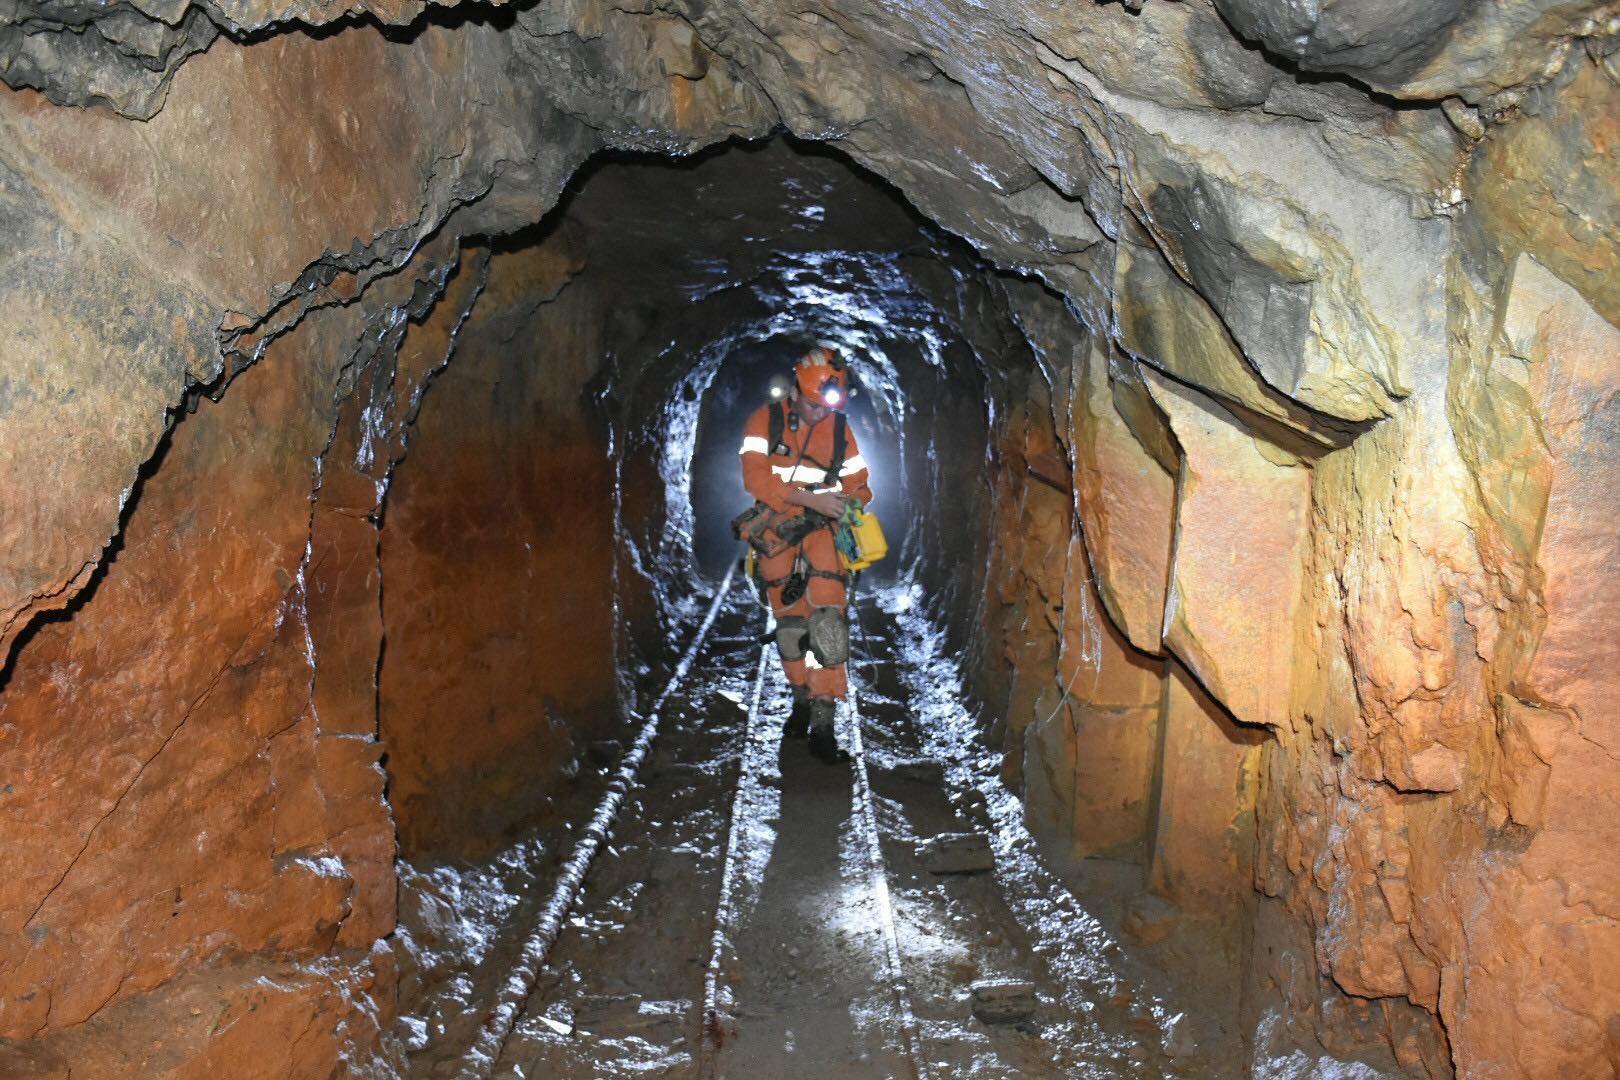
[438,576,1179,1079]
[837,601,930,1078]
[460,562,739,1078]
[697,624,928,1078]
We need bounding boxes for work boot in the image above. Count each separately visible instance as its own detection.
[784,687,811,739]
[808,698,851,764]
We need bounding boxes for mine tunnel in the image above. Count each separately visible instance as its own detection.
[2,2,1619,1078]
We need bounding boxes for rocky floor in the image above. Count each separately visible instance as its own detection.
[395,576,1249,1078]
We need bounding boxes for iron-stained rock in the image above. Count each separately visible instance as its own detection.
[1122,892,1181,946]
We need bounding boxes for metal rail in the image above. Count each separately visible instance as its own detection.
[460,561,738,1078]
[845,597,930,1080]
[698,643,772,1072]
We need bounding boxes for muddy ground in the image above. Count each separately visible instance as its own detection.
[394,578,1248,1078]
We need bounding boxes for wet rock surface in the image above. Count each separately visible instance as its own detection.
[0,0,1617,1073]
[918,833,997,876]
[396,585,1224,1077]
[969,981,1038,1027]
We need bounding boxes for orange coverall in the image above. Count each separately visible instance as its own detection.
[738,403,873,700]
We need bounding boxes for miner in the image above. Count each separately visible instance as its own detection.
[735,346,872,764]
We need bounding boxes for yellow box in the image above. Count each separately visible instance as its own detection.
[839,507,888,572]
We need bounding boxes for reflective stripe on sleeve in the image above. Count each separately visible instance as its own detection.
[739,436,770,455]
[771,463,829,485]
[839,453,868,476]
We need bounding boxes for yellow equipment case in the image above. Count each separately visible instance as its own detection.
[837,506,888,572]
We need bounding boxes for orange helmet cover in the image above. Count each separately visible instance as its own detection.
[795,346,848,409]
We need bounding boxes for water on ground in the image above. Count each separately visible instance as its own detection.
[396,579,1243,1078]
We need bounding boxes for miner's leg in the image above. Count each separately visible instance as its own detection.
[774,616,813,738]
[801,530,852,764]
[759,546,812,740]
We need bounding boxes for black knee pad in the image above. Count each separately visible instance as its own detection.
[775,616,809,661]
[807,606,849,666]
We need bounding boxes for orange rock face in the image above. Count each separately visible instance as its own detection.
[0,302,394,1047]
[0,18,585,668]
[1068,344,1175,657]
[986,370,1071,795]
[1148,663,1264,916]
[1145,370,1311,735]
[1439,250,1620,1077]
[0,204,582,1067]
[1060,535,1163,861]
[1022,527,1165,868]
[380,247,619,858]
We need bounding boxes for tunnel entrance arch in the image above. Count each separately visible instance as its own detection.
[576,139,1003,616]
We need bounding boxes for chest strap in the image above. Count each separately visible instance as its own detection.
[768,400,849,480]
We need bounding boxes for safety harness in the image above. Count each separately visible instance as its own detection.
[758,401,851,594]
[767,399,848,481]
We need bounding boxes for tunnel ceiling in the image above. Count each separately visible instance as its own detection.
[558,141,935,290]
[6,0,1615,656]
[550,140,983,405]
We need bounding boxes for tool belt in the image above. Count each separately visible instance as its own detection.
[731,501,835,558]
[776,552,848,605]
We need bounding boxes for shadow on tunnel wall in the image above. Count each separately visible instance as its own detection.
[379,237,622,860]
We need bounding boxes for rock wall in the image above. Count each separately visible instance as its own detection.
[0,19,599,665]
[962,38,1620,1078]
[380,243,619,859]
[0,25,631,1065]
[0,232,477,1070]
[0,172,626,1076]
[1,0,1618,1074]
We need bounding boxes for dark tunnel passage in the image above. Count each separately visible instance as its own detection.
[372,139,1010,860]
[564,141,989,593]
[3,4,1619,1076]
[378,140,1161,1075]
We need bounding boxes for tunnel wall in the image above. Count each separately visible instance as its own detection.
[0,42,632,1057]
[0,23,601,665]
[2,1,1619,1076]
[0,234,486,1070]
[0,222,630,1071]
[974,279,1457,1069]
[958,63,1620,1068]
[0,15,733,1067]
[380,242,620,860]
